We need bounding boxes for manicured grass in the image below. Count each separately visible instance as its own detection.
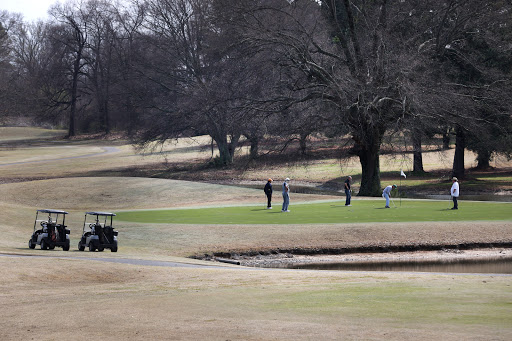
[116,199,512,224]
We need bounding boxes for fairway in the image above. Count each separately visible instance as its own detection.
[116,200,512,224]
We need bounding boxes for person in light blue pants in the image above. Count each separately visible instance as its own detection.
[282,178,290,212]
[382,184,397,208]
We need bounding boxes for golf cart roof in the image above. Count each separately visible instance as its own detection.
[37,209,68,214]
[85,211,116,216]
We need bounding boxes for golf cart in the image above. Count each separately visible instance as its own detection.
[28,209,70,251]
[78,212,118,252]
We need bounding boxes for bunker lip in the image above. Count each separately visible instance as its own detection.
[199,243,512,267]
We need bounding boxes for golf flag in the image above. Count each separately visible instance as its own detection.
[400,169,406,178]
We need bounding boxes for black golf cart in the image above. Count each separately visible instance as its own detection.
[28,209,70,251]
[78,211,118,252]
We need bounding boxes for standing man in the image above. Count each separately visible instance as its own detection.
[264,178,273,209]
[451,177,459,210]
[382,184,397,208]
[282,178,290,212]
[344,176,352,206]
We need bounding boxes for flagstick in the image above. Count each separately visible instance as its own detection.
[400,176,402,207]
[399,169,406,207]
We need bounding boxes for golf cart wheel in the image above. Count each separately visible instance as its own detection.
[89,243,96,252]
[111,241,118,252]
[41,240,47,250]
[98,247,104,252]
[28,239,35,249]
[78,242,85,251]
[63,242,70,251]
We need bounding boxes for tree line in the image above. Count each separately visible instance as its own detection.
[1,0,511,196]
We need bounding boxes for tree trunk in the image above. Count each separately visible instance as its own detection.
[352,121,383,196]
[68,56,80,137]
[349,105,385,197]
[475,149,491,169]
[228,133,240,162]
[442,129,450,150]
[248,135,259,159]
[357,141,382,196]
[452,126,465,178]
[215,136,232,165]
[412,129,424,173]
[65,17,86,138]
[213,134,240,165]
[299,133,308,156]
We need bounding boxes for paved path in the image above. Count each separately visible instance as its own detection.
[0,252,237,270]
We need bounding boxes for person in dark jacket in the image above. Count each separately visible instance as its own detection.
[264,178,273,209]
[344,176,352,206]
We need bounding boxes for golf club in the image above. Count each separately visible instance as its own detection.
[390,197,397,208]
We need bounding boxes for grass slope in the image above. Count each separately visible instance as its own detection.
[116,199,512,224]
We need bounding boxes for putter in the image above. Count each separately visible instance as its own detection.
[390,197,397,208]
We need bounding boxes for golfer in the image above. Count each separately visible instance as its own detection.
[382,184,397,208]
[344,176,352,206]
[451,177,459,209]
[264,178,273,209]
[282,178,290,212]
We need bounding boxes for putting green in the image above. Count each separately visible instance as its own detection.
[116,200,512,224]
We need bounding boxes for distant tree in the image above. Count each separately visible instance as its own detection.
[82,0,118,134]
[0,13,14,122]
[133,0,279,165]
[407,0,512,178]
[47,1,91,137]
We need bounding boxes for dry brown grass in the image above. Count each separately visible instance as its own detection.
[1,127,512,340]
[2,256,511,341]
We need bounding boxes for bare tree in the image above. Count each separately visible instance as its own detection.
[48,1,90,137]
[132,0,267,165]
[0,12,15,123]
[228,0,512,193]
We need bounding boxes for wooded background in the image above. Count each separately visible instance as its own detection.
[1,0,511,195]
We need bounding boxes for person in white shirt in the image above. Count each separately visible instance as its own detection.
[382,184,397,208]
[451,177,460,210]
[282,178,290,212]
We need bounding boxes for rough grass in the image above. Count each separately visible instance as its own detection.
[1,127,512,340]
[0,126,66,141]
[2,256,511,341]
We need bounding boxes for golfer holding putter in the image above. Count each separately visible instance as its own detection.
[344,176,352,206]
[451,177,459,209]
[282,178,290,212]
[382,184,397,208]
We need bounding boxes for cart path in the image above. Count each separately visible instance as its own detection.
[0,252,238,270]
[0,146,121,167]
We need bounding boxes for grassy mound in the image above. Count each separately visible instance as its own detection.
[116,199,512,224]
